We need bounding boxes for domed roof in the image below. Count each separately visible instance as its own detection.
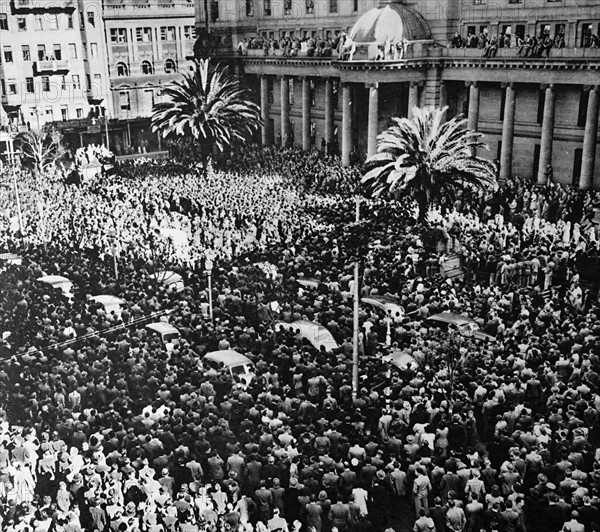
[349,1,431,44]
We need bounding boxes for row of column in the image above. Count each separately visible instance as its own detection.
[260,75,424,167]
[466,81,600,189]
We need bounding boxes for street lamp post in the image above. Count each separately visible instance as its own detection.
[205,250,217,323]
[385,311,392,347]
[108,229,118,280]
[352,196,361,400]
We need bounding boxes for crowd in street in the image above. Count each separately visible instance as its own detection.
[0,148,600,532]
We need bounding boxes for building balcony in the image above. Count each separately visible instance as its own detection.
[34,60,70,74]
[1,94,22,107]
[11,0,75,12]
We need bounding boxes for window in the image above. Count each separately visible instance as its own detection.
[48,14,58,30]
[210,0,219,21]
[22,45,30,61]
[329,0,337,13]
[86,74,91,90]
[164,58,177,73]
[17,16,27,31]
[141,60,153,74]
[332,80,339,108]
[61,106,68,121]
[474,0,483,4]
[508,0,522,3]
[306,0,314,14]
[537,89,545,125]
[110,28,127,43]
[353,0,358,11]
[160,26,176,41]
[0,14,7,31]
[76,108,83,119]
[34,15,43,30]
[3,46,13,63]
[119,91,130,111]
[72,74,80,89]
[572,148,583,187]
[145,89,155,107]
[284,0,291,15]
[0,80,4,96]
[116,62,129,76]
[93,73,101,83]
[26,77,34,93]
[532,144,540,180]
[263,0,271,16]
[500,86,507,120]
[136,27,153,42]
[37,44,46,61]
[246,0,253,16]
[45,107,53,121]
[578,88,589,127]
[53,44,62,61]
[90,43,98,58]
[184,26,196,39]
[87,11,95,26]
[289,78,294,105]
[68,43,77,59]
[8,79,17,95]
[267,78,274,104]
[61,76,67,90]
[67,14,73,29]
[42,76,50,92]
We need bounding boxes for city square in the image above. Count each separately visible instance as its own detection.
[1,1,600,532]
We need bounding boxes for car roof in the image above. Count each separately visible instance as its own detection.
[152,271,183,284]
[275,320,339,351]
[91,295,126,305]
[204,350,254,367]
[37,275,71,285]
[146,322,179,335]
[427,313,476,326]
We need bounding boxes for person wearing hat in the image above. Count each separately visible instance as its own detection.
[413,508,436,532]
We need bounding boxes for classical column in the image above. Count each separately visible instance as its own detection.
[408,82,420,120]
[536,84,556,185]
[341,83,352,167]
[279,76,290,147]
[260,75,270,146]
[467,81,480,156]
[499,82,516,181]
[467,81,480,132]
[366,82,379,158]
[302,77,311,151]
[324,78,334,154]
[580,85,600,190]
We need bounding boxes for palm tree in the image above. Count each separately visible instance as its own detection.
[361,106,497,222]
[151,59,261,160]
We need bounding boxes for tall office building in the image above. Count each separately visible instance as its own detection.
[0,0,195,158]
[197,0,600,188]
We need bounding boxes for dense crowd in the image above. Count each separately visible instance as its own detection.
[450,31,569,58]
[1,147,600,532]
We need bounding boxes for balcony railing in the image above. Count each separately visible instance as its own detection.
[34,60,70,74]
[11,0,75,11]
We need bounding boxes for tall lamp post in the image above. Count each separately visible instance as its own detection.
[205,250,216,323]
[108,228,118,280]
[352,196,361,400]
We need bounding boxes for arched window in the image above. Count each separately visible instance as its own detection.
[164,58,177,74]
[141,60,153,75]
[116,62,129,76]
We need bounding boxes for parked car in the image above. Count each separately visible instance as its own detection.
[90,295,127,317]
[37,275,74,299]
[145,322,180,352]
[203,350,255,386]
[424,312,495,341]
[362,295,404,320]
[275,320,339,352]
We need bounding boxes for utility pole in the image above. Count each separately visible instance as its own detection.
[352,196,360,399]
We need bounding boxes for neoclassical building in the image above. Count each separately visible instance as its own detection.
[197,0,600,189]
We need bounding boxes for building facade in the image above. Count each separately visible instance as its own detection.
[0,0,195,159]
[198,0,600,189]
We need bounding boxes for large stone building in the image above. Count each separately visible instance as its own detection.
[197,0,600,189]
[0,0,195,158]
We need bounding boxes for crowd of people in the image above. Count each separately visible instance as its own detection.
[0,146,600,532]
[450,31,568,58]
